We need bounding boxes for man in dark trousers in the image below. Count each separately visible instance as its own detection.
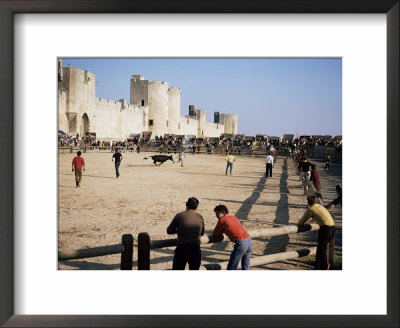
[299,156,312,195]
[298,195,335,270]
[167,197,205,270]
[72,151,85,187]
[265,152,274,178]
[112,148,123,178]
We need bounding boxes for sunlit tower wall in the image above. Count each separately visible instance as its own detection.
[220,113,238,135]
[194,109,207,137]
[130,75,151,135]
[59,64,96,135]
[147,81,169,137]
[168,87,181,134]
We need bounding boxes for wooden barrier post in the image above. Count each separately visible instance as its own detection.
[120,234,133,270]
[138,232,150,270]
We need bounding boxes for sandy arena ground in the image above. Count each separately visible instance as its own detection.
[58,150,342,270]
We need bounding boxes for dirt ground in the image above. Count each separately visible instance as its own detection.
[58,149,342,270]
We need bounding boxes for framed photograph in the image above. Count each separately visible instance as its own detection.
[0,1,398,327]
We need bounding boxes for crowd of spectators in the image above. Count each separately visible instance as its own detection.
[59,132,342,158]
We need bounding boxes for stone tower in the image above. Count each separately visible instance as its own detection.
[167,87,181,134]
[130,75,169,137]
[59,64,96,135]
[218,113,238,135]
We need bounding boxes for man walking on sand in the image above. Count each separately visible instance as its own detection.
[225,152,236,175]
[112,148,123,178]
[212,204,253,270]
[265,152,274,178]
[72,151,85,187]
[167,197,205,270]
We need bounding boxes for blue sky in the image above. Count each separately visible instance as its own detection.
[61,58,342,137]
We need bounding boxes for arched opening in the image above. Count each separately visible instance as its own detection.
[82,113,90,135]
[141,99,145,106]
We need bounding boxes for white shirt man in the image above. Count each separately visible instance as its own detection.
[265,153,274,178]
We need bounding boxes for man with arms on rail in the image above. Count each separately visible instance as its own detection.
[212,205,253,270]
[298,195,335,270]
[167,197,205,270]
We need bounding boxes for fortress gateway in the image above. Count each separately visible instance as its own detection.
[58,60,238,140]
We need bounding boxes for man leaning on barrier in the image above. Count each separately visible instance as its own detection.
[212,205,253,270]
[167,197,205,270]
[298,195,335,270]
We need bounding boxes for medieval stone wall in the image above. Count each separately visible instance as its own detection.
[59,62,238,140]
[93,98,148,139]
[201,121,225,137]
[178,116,199,136]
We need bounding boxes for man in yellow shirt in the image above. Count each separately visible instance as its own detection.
[225,152,237,175]
[298,195,335,270]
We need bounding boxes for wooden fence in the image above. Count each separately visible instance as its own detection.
[57,224,319,270]
[58,234,133,270]
[137,223,319,270]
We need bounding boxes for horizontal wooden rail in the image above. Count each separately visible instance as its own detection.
[139,224,319,270]
[59,244,125,261]
[150,235,224,249]
[201,247,317,270]
[149,224,319,250]
[58,234,134,270]
[249,223,319,238]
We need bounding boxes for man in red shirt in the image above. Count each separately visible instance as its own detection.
[310,164,321,192]
[72,151,85,187]
[213,205,253,270]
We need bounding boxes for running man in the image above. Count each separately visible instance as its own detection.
[178,150,185,167]
[112,148,123,178]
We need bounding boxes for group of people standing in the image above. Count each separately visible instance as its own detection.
[70,143,342,271]
[294,152,342,270]
[167,197,252,270]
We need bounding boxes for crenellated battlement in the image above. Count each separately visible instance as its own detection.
[168,87,181,95]
[60,67,238,139]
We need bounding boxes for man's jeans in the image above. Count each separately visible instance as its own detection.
[115,161,121,177]
[225,162,233,175]
[227,238,253,270]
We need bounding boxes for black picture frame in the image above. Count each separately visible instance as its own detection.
[0,1,398,327]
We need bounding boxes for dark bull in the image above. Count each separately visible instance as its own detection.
[143,155,175,166]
